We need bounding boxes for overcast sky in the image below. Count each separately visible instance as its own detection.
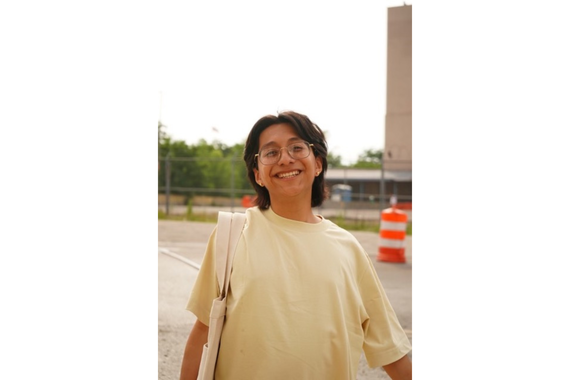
[158,1,411,165]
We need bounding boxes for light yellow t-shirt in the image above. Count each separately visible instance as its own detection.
[187,207,411,380]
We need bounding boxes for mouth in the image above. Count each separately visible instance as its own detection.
[275,170,301,179]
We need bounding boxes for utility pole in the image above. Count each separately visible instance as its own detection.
[158,92,162,171]
[165,153,171,215]
[230,155,236,212]
[380,152,385,211]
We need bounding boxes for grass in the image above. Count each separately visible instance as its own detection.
[329,216,412,235]
[158,209,218,223]
[159,210,412,235]
[328,216,379,233]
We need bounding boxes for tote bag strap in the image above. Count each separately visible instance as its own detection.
[215,211,246,297]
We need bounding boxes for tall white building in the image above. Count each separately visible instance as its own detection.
[384,5,412,173]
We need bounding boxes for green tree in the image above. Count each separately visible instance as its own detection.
[223,143,251,191]
[351,148,383,169]
[158,137,199,191]
[158,121,168,143]
[191,140,230,192]
[327,151,345,168]
[159,136,253,198]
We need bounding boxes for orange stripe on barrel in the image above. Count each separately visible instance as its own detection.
[381,212,408,223]
[378,247,406,263]
[380,230,406,240]
[379,247,405,255]
[378,207,408,263]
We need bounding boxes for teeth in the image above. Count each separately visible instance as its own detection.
[277,170,300,178]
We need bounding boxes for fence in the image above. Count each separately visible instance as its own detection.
[158,156,412,216]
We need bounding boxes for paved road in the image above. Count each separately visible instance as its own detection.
[158,219,412,380]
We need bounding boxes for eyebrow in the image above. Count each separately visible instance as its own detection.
[259,137,304,151]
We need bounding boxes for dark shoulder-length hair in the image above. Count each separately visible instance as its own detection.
[243,111,329,210]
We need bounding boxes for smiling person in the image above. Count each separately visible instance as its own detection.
[180,111,412,380]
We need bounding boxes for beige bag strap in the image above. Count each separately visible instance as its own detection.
[215,212,246,297]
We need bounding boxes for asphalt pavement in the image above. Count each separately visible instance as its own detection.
[158,218,412,380]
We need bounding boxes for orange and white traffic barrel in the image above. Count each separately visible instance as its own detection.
[377,207,408,263]
[241,195,256,208]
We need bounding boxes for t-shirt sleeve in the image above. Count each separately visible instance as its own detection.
[185,226,220,326]
[358,253,412,368]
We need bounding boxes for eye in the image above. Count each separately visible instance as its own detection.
[263,149,278,158]
[291,143,305,152]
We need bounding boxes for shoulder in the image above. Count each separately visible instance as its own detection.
[245,206,261,218]
[245,206,263,225]
[324,219,361,243]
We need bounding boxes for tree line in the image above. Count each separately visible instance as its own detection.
[158,122,382,197]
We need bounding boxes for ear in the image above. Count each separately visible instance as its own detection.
[254,168,261,184]
[315,156,323,173]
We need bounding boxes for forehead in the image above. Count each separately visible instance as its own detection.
[258,123,303,148]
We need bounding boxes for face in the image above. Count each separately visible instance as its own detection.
[253,123,323,205]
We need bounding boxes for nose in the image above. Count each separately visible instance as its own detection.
[277,147,295,165]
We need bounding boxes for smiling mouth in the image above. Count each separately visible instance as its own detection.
[276,170,300,179]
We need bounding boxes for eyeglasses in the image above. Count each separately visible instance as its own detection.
[255,141,314,165]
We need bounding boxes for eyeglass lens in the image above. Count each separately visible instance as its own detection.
[259,142,311,164]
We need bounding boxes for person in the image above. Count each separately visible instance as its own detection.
[180,111,412,380]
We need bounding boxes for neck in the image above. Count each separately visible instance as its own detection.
[270,201,320,224]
